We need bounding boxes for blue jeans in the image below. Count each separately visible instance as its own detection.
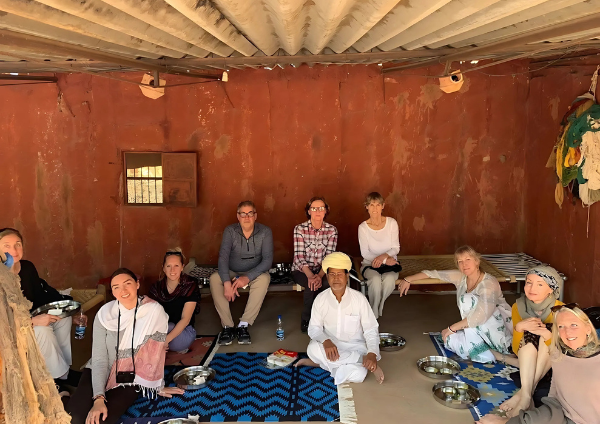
[167,322,196,352]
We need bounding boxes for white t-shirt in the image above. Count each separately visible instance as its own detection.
[358,217,400,266]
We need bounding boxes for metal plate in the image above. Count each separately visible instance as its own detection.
[157,420,198,424]
[417,356,461,379]
[379,333,406,352]
[173,366,216,390]
[432,380,480,409]
[31,300,81,319]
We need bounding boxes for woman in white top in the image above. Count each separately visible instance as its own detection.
[358,192,401,319]
[399,245,513,363]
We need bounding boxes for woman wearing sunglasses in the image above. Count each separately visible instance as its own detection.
[477,303,600,424]
[499,266,564,417]
[67,268,183,424]
[149,248,200,353]
[292,197,338,332]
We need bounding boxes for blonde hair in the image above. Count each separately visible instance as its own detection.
[453,245,481,268]
[551,306,599,359]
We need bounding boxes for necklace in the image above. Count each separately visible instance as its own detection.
[466,271,483,293]
[166,280,179,293]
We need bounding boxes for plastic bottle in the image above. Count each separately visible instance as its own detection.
[74,310,88,340]
[276,315,284,341]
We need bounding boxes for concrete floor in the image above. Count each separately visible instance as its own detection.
[195,291,517,424]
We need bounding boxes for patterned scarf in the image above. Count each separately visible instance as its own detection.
[517,265,564,322]
[98,296,168,397]
[149,273,200,314]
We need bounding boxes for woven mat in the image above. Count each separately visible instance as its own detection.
[397,255,507,281]
[429,334,518,420]
[120,353,343,423]
[165,335,218,366]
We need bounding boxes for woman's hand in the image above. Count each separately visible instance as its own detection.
[475,414,509,424]
[441,327,454,343]
[31,314,61,327]
[371,254,388,268]
[515,317,542,333]
[398,279,410,297]
[158,387,185,398]
[85,398,108,424]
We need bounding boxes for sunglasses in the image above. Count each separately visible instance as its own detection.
[551,302,579,313]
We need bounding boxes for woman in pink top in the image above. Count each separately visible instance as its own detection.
[476,304,600,424]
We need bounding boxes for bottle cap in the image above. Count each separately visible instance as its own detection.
[278,315,282,319]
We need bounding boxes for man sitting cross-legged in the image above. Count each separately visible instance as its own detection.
[295,252,384,385]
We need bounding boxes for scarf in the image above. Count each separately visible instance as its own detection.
[516,265,564,322]
[149,273,200,314]
[98,296,168,397]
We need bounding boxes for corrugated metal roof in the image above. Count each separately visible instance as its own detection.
[0,0,599,73]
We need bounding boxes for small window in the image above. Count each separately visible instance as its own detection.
[124,152,197,207]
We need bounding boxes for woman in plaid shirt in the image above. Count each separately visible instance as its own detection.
[291,197,338,333]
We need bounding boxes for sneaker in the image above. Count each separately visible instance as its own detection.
[237,326,251,345]
[301,320,309,333]
[219,326,236,346]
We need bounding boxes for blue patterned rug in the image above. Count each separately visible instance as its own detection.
[119,352,340,423]
[429,334,518,420]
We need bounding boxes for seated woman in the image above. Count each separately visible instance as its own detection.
[67,268,183,424]
[149,248,200,353]
[399,245,512,363]
[358,192,401,319]
[0,227,84,386]
[476,304,600,424]
[291,196,338,332]
[499,266,564,417]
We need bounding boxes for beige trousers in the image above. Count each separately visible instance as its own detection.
[34,316,72,378]
[209,271,270,327]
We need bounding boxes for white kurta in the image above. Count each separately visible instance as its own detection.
[307,287,380,385]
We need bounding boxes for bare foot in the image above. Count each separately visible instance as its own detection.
[507,395,532,418]
[372,365,384,384]
[294,358,319,368]
[500,390,520,412]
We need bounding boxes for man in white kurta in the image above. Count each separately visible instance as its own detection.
[296,252,383,385]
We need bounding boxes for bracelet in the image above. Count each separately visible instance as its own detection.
[403,278,411,284]
[448,326,456,334]
[92,395,106,403]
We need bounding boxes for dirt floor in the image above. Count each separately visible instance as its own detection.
[193,291,518,424]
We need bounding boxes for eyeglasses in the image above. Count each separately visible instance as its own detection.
[237,211,256,218]
[310,207,326,212]
[551,302,579,313]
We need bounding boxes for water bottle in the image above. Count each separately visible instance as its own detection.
[276,315,284,341]
[74,310,87,340]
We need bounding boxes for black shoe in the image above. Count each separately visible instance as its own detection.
[219,326,236,346]
[301,320,309,333]
[237,326,251,345]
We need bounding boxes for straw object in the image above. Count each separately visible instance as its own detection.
[0,254,71,424]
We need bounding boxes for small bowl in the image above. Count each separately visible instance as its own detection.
[379,333,406,352]
[158,420,199,424]
[173,366,216,390]
[432,380,480,409]
[417,356,461,379]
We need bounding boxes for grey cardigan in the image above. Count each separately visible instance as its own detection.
[87,313,120,397]
[218,222,274,283]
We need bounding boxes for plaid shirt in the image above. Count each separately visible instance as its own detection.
[292,220,338,273]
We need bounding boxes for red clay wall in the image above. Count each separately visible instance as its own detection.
[525,64,600,306]
[0,64,529,289]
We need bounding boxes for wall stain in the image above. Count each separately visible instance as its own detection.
[33,159,51,232]
[61,174,74,252]
[214,134,231,159]
[549,97,560,121]
[413,215,425,231]
[86,221,104,275]
[417,84,443,110]
[264,194,276,212]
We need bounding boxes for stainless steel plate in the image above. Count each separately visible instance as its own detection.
[379,333,406,352]
[31,300,81,319]
[417,356,461,379]
[173,366,216,390]
[432,380,480,409]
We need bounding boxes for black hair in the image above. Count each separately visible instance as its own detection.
[110,268,138,285]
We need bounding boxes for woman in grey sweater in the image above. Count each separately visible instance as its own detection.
[67,268,183,424]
